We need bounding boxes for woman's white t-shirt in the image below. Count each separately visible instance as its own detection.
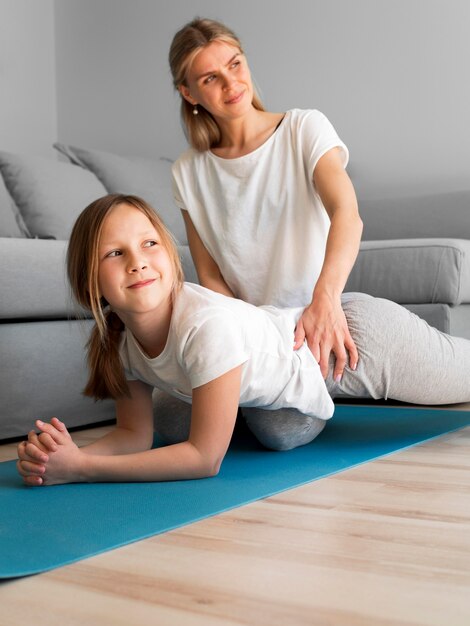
[119,283,334,420]
[172,109,349,307]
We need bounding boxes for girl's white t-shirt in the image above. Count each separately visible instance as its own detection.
[119,283,334,420]
[172,109,349,307]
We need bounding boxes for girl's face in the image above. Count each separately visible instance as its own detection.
[180,40,254,123]
[98,203,174,320]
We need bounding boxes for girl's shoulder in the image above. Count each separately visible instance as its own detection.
[173,283,251,329]
[172,284,250,383]
[176,281,231,306]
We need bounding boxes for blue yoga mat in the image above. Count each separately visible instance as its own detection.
[1,404,469,579]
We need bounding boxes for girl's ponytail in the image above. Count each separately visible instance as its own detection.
[83,311,129,400]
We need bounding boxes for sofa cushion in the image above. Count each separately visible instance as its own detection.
[0,237,197,320]
[179,245,198,284]
[403,303,451,335]
[0,173,30,238]
[402,303,470,341]
[0,151,107,240]
[0,320,115,439]
[345,239,470,305]
[447,304,470,340]
[54,143,186,244]
[0,238,78,319]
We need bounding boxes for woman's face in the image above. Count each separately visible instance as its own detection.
[180,40,254,122]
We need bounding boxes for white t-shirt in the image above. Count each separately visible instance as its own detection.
[172,109,349,307]
[119,283,334,420]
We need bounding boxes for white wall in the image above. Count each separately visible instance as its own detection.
[54,0,470,199]
[2,0,468,199]
[0,0,57,156]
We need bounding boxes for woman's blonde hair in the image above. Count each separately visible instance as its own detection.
[67,194,183,400]
[169,17,265,151]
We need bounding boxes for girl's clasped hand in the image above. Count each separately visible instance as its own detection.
[17,417,81,486]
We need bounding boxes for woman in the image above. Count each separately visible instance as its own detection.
[169,17,363,381]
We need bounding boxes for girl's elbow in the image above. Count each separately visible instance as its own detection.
[199,453,224,478]
[188,440,225,477]
[209,457,223,477]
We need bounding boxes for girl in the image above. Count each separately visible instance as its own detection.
[17,195,470,486]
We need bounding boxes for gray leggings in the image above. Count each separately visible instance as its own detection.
[153,293,470,451]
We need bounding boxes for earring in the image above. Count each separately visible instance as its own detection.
[192,104,199,116]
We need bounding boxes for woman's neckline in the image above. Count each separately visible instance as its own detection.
[208,111,289,162]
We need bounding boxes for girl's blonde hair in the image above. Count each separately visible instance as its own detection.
[169,17,265,151]
[67,194,184,400]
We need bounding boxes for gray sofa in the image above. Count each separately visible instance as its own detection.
[0,147,197,440]
[345,191,470,338]
[1,146,469,440]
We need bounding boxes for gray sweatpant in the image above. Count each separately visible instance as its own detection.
[154,293,470,451]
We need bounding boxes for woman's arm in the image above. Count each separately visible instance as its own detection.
[293,147,363,380]
[182,210,235,297]
[18,367,242,486]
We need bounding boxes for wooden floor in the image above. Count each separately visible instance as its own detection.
[1,408,470,625]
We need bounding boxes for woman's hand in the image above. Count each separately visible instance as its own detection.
[17,418,85,486]
[293,290,358,381]
[297,147,362,381]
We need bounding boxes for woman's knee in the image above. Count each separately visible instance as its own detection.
[242,407,326,451]
[152,389,192,444]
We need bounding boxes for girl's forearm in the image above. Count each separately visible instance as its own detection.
[79,440,218,483]
[80,426,154,457]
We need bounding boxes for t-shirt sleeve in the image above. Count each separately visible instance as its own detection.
[171,171,185,211]
[171,159,188,212]
[300,109,349,179]
[181,310,249,389]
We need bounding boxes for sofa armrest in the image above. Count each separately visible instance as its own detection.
[345,238,470,305]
